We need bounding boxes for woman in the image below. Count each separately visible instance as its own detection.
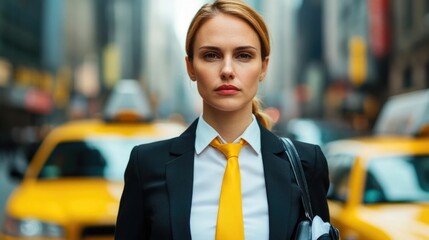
[115,0,331,239]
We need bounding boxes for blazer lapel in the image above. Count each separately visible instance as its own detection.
[260,125,298,240]
[166,119,198,240]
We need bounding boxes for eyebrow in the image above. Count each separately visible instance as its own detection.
[198,45,258,51]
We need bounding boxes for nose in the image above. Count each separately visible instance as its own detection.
[220,58,235,81]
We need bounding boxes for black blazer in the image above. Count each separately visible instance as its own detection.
[115,118,330,240]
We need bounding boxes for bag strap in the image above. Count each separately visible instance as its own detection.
[280,137,314,220]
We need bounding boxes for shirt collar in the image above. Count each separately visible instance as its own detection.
[195,115,261,155]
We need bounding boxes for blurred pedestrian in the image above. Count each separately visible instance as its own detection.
[115,0,332,239]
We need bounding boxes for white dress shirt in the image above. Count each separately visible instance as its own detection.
[190,115,269,240]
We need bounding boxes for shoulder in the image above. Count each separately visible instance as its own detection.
[130,137,178,162]
[125,137,180,179]
[286,139,328,176]
[131,118,198,157]
[134,137,176,152]
[292,139,329,186]
[290,139,324,162]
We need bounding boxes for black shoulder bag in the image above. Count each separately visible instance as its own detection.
[280,137,339,240]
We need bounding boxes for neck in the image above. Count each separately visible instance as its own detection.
[202,106,253,143]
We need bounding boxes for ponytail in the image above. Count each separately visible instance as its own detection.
[252,97,272,131]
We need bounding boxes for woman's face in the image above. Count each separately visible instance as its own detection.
[186,13,269,116]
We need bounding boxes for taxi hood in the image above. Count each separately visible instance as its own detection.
[7,179,123,224]
[358,203,429,239]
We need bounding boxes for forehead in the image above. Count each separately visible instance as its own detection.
[194,13,260,48]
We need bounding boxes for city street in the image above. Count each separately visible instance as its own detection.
[0,0,428,239]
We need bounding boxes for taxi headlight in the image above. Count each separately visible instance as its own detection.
[2,215,64,237]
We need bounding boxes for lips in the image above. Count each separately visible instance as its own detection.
[215,84,240,95]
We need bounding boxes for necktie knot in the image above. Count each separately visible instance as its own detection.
[210,137,245,159]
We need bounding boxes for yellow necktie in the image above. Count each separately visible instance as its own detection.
[210,137,245,240]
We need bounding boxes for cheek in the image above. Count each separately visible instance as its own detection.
[194,65,217,86]
[239,67,262,87]
[194,69,212,95]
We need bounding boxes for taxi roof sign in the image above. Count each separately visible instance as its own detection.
[103,79,153,122]
[374,89,429,136]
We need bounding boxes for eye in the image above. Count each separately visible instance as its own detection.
[203,52,220,61]
[236,52,253,61]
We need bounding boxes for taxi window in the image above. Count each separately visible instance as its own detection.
[38,138,151,180]
[364,155,429,203]
[327,154,355,203]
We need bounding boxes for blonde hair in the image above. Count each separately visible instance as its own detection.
[252,97,273,130]
[186,0,272,130]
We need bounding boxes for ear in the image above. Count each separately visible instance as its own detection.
[259,56,269,82]
[185,56,196,81]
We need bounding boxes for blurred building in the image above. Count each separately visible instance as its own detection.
[0,0,147,147]
[320,0,429,131]
[260,0,298,116]
[389,0,429,95]
[3,0,427,145]
[295,0,325,118]
[0,0,65,148]
[322,0,392,131]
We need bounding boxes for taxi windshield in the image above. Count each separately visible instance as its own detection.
[364,155,429,203]
[38,138,155,180]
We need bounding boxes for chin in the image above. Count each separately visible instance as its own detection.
[206,101,252,114]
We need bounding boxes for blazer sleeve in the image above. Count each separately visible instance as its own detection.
[115,146,146,239]
[296,142,331,222]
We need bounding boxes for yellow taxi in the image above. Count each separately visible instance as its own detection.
[324,89,429,240]
[325,135,429,240]
[1,80,187,240]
